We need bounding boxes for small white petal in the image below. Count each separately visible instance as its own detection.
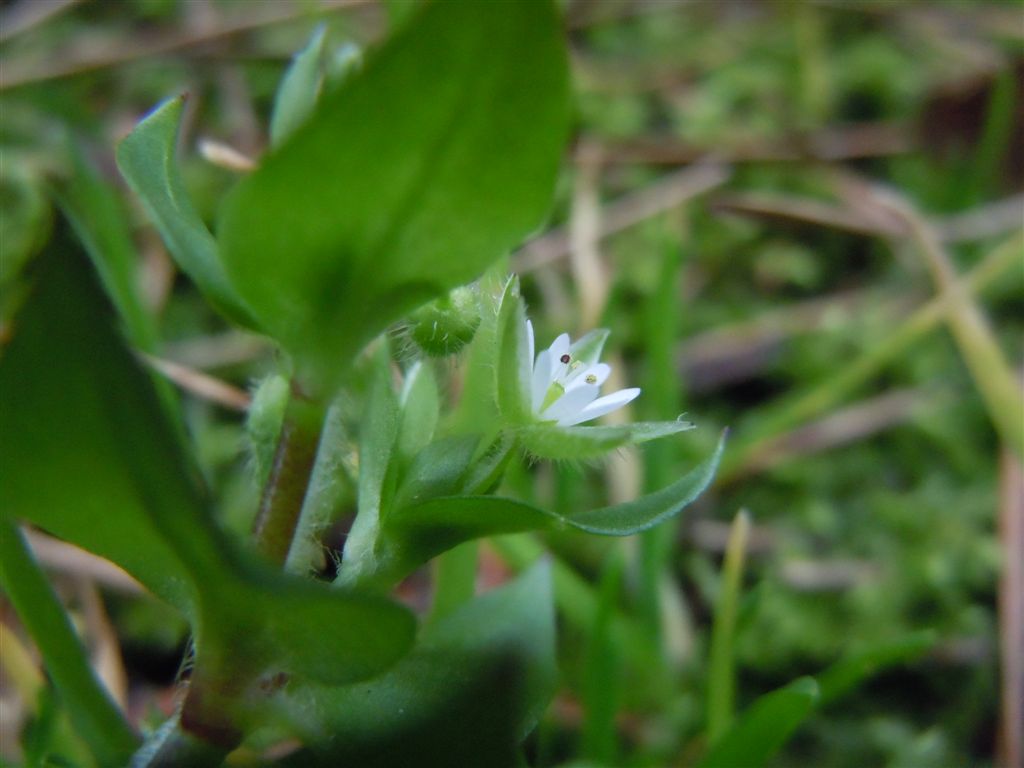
[561,387,641,426]
[548,333,571,379]
[540,384,600,424]
[564,362,611,391]
[531,350,553,413]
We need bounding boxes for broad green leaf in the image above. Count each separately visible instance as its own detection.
[217,0,570,394]
[0,239,415,698]
[202,568,415,686]
[816,630,936,706]
[116,97,260,330]
[377,431,726,581]
[696,678,819,768]
[278,562,557,768]
[518,420,699,461]
[0,232,201,612]
[269,26,326,148]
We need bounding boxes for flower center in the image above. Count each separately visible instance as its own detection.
[540,381,565,412]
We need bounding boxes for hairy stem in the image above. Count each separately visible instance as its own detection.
[252,388,325,565]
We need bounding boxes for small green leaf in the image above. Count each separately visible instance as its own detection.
[279,562,556,767]
[565,430,723,533]
[696,678,819,768]
[517,420,698,461]
[336,347,400,586]
[269,26,326,148]
[116,96,260,330]
[381,431,726,578]
[217,0,569,393]
[393,435,480,511]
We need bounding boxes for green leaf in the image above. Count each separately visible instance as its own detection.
[203,568,415,686]
[0,236,415,702]
[564,430,722,533]
[217,0,569,393]
[116,96,261,330]
[335,347,401,586]
[278,562,557,768]
[0,521,139,765]
[696,678,819,768]
[517,420,698,461]
[379,431,726,579]
[0,230,203,612]
[393,435,480,511]
[269,26,326,149]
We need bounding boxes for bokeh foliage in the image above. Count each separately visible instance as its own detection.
[0,0,1020,766]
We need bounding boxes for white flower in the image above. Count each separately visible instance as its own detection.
[524,319,640,427]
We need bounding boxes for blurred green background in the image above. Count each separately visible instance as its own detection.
[1,1,1021,766]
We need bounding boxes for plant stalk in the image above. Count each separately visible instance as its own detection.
[252,388,325,565]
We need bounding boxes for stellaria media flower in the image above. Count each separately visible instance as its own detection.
[525,319,640,427]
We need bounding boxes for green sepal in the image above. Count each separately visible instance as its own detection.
[495,277,532,425]
[517,420,697,461]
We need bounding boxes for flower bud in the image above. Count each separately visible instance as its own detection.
[408,286,480,357]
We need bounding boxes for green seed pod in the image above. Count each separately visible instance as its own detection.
[408,286,481,357]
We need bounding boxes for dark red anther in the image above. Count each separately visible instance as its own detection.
[560,354,571,364]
